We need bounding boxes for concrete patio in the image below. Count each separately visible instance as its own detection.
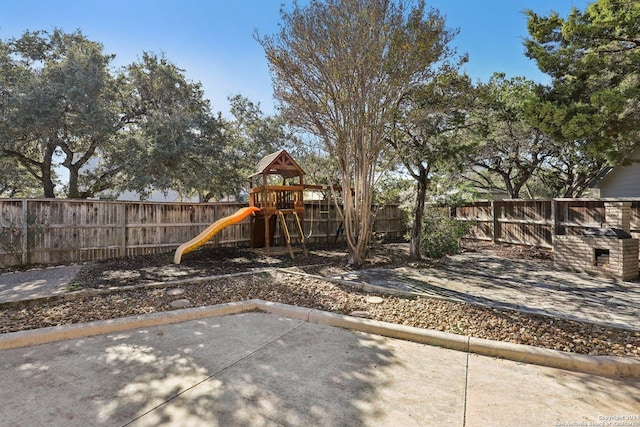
[1,310,638,426]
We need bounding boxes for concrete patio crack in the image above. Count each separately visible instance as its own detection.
[463,339,470,427]
[120,320,306,427]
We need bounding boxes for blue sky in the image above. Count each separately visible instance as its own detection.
[1,0,591,116]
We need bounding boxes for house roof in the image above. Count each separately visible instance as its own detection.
[249,150,305,179]
[588,148,640,189]
[587,166,614,188]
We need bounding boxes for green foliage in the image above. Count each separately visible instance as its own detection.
[434,180,482,205]
[0,29,120,198]
[374,175,415,206]
[467,73,557,199]
[0,30,234,201]
[532,138,611,197]
[390,72,474,185]
[524,0,640,166]
[219,94,298,201]
[420,207,472,259]
[117,53,231,201]
[389,70,473,259]
[292,146,340,189]
[391,72,473,175]
[0,159,43,198]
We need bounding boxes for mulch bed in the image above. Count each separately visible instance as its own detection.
[2,241,638,358]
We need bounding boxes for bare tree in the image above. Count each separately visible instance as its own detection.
[258,0,457,266]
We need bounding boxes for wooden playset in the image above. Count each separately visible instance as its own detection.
[174,149,338,264]
[248,150,309,257]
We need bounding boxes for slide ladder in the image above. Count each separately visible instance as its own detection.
[293,211,308,257]
[277,211,308,258]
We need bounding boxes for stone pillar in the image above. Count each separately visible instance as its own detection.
[604,202,631,233]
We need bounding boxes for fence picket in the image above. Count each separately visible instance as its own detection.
[455,198,640,248]
[0,199,405,268]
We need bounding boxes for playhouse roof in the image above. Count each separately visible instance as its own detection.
[249,150,305,179]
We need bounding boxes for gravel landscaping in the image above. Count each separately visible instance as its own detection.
[1,242,638,357]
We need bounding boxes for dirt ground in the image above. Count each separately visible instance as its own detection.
[71,240,552,290]
[3,240,639,357]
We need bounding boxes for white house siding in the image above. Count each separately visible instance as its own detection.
[79,154,200,202]
[598,151,640,198]
[115,189,199,202]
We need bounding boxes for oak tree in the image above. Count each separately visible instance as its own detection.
[467,73,556,199]
[0,29,119,198]
[116,53,229,201]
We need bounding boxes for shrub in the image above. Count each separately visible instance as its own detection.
[420,207,473,259]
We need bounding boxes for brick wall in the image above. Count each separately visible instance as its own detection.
[554,235,639,281]
[604,202,631,231]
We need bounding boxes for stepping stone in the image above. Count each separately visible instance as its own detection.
[166,288,185,296]
[366,296,383,304]
[170,299,190,308]
[349,310,371,319]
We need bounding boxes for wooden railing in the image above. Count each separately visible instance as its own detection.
[249,185,304,211]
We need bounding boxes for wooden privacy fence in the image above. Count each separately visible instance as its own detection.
[0,199,405,268]
[453,198,640,248]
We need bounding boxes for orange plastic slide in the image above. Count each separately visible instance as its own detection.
[174,206,260,264]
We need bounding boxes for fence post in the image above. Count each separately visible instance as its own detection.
[550,199,557,247]
[491,200,499,244]
[325,201,330,243]
[21,199,28,265]
[213,204,218,247]
[120,202,127,257]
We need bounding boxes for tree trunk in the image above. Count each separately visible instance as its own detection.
[347,239,366,267]
[41,145,56,198]
[67,166,80,198]
[502,174,518,199]
[510,184,522,199]
[342,178,362,267]
[410,172,428,260]
[341,169,374,268]
[41,165,56,198]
